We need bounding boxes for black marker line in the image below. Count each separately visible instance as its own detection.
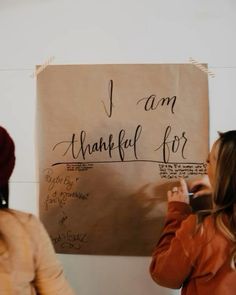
[101,79,114,118]
[52,160,206,166]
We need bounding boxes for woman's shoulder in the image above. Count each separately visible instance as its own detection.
[0,208,40,227]
[176,213,216,245]
[181,212,216,230]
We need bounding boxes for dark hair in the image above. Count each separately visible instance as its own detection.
[0,184,9,208]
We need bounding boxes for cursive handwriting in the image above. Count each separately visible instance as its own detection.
[44,168,74,191]
[44,190,89,211]
[53,125,142,162]
[155,125,188,163]
[137,94,177,114]
[51,231,88,250]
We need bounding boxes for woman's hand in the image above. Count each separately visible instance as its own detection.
[188,175,212,198]
[167,178,189,204]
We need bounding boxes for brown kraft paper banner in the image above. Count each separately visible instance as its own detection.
[36,64,209,256]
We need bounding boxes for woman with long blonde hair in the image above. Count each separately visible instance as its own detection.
[150,130,236,294]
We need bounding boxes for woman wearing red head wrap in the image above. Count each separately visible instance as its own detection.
[0,126,75,294]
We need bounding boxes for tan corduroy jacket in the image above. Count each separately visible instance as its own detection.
[150,202,236,295]
[0,209,75,294]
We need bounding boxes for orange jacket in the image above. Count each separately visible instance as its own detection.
[150,202,236,295]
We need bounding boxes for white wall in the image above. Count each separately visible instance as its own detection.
[0,1,235,294]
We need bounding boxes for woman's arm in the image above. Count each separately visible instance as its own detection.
[150,202,194,289]
[150,179,195,289]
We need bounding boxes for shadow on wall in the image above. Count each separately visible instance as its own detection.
[40,163,178,256]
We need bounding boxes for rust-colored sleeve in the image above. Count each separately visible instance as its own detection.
[150,201,195,289]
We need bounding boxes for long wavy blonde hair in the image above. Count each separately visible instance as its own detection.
[212,131,236,269]
[197,131,236,269]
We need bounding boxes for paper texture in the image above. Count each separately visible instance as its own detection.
[37,64,209,256]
